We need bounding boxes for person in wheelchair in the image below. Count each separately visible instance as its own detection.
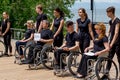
[54,21,79,70]
[22,20,53,64]
[15,20,35,59]
[76,23,109,78]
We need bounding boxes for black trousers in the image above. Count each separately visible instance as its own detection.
[3,34,12,54]
[77,54,97,76]
[54,49,70,68]
[53,34,63,47]
[28,44,42,63]
[107,44,120,72]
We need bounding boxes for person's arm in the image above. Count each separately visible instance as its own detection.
[53,19,64,38]
[88,22,94,40]
[76,21,79,33]
[110,23,119,48]
[107,24,110,37]
[69,41,79,51]
[50,20,54,30]
[23,33,34,42]
[95,42,109,56]
[60,41,67,48]
[2,21,10,36]
[38,21,43,33]
[40,38,53,43]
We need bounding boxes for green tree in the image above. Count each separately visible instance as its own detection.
[0,0,75,29]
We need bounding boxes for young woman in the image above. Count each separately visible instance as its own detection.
[16,20,35,59]
[50,7,64,47]
[76,8,94,53]
[0,12,12,56]
[76,23,109,78]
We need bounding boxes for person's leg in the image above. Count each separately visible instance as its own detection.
[77,55,97,77]
[16,41,26,56]
[7,34,12,54]
[106,45,115,71]
[115,45,120,72]
[54,49,69,68]
[3,35,8,55]
[83,37,90,52]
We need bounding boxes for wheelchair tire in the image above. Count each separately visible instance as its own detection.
[23,45,31,60]
[40,47,53,70]
[95,57,118,80]
[0,40,7,56]
[68,52,81,76]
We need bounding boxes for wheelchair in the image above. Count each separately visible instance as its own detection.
[28,43,54,70]
[14,40,34,64]
[53,49,81,77]
[85,52,118,80]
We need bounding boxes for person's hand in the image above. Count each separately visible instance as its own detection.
[53,35,56,39]
[2,33,5,36]
[63,47,69,51]
[94,52,101,56]
[84,47,89,53]
[110,44,113,49]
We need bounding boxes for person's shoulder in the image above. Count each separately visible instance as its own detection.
[102,35,108,42]
[76,18,81,22]
[115,17,120,23]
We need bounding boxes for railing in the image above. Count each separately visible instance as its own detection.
[11,28,25,40]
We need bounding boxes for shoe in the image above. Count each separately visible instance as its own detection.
[75,74,86,78]
[4,53,9,57]
[21,60,30,64]
[100,75,109,79]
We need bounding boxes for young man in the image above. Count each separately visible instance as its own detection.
[22,20,53,64]
[54,21,79,69]
[35,4,47,32]
[106,6,120,75]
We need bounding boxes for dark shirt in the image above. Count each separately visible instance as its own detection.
[24,29,35,40]
[36,13,47,31]
[109,17,120,44]
[53,17,64,35]
[65,31,79,48]
[77,18,90,34]
[37,29,53,46]
[1,18,11,34]
[93,35,108,53]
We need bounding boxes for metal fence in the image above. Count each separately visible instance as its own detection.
[11,28,25,40]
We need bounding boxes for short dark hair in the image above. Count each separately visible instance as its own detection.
[42,20,50,27]
[36,4,43,11]
[106,6,115,14]
[66,21,74,27]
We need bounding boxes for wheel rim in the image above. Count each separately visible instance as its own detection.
[0,40,6,56]
[95,58,118,80]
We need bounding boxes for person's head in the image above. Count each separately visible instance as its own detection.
[42,20,50,29]
[2,12,9,19]
[66,21,74,33]
[36,4,43,13]
[78,8,88,18]
[54,7,64,18]
[25,20,34,28]
[95,23,106,40]
[106,6,115,18]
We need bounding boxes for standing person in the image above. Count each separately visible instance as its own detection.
[15,20,35,59]
[106,6,120,74]
[35,4,47,32]
[76,23,109,78]
[0,12,12,56]
[50,7,64,47]
[76,8,94,54]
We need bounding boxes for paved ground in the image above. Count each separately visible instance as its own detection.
[0,39,119,80]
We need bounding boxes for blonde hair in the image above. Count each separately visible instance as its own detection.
[95,23,106,40]
[27,20,34,28]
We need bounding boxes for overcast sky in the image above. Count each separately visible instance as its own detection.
[76,0,120,3]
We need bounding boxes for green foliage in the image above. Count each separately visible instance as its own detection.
[0,0,75,29]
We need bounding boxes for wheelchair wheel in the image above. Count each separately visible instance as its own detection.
[23,45,31,60]
[40,47,53,70]
[0,40,6,56]
[95,57,118,80]
[68,52,81,76]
